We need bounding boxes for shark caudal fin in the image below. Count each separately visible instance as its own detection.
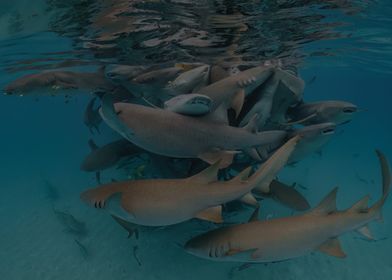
[369,150,391,221]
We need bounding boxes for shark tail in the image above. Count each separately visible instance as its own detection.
[369,150,391,222]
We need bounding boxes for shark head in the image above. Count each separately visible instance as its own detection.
[288,122,336,163]
[318,101,358,125]
[104,64,147,83]
[166,64,210,93]
[164,93,212,115]
[4,73,46,95]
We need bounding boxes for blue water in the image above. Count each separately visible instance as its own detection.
[1,1,392,279]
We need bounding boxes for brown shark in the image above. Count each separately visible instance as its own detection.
[80,136,300,227]
[4,67,117,96]
[164,65,275,117]
[81,139,142,183]
[99,94,287,168]
[287,100,358,126]
[185,150,391,263]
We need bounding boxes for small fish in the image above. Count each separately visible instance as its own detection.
[307,75,317,85]
[355,172,369,185]
[228,263,253,279]
[53,208,87,236]
[133,246,142,266]
[43,179,59,201]
[74,239,89,259]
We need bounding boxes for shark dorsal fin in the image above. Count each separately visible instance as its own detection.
[243,114,259,133]
[356,225,374,240]
[88,139,98,151]
[311,187,338,215]
[248,206,260,222]
[348,195,370,213]
[195,205,223,223]
[230,166,252,183]
[201,103,228,124]
[240,192,259,207]
[231,89,245,118]
[190,160,221,184]
[317,238,346,258]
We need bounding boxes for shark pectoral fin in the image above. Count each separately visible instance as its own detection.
[269,180,310,211]
[88,139,99,151]
[243,114,259,133]
[248,205,260,222]
[240,192,259,208]
[106,193,135,221]
[245,148,262,161]
[189,160,221,184]
[111,214,139,239]
[276,68,305,97]
[317,238,346,258]
[357,225,374,240]
[256,146,269,161]
[310,187,338,215]
[198,150,238,168]
[251,248,263,260]
[348,195,370,213]
[285,113,317,126]
[195,205,223,223]
[231,89,245,118]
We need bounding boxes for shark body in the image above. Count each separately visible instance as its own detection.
[100,95,287,167]
[80,137,300,227]
[185,150,391,263]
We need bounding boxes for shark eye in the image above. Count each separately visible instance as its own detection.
[322,128,335,135]
[343,107,357,113]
